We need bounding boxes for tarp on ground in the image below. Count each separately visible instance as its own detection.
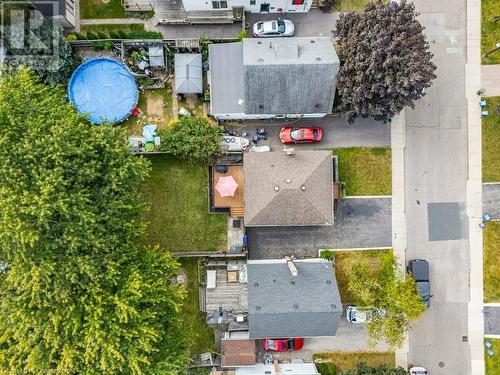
[174,53,203,94]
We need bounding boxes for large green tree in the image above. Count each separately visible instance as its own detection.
[346,253,425,348]
[0,69,188,374]
[334,0,436,122]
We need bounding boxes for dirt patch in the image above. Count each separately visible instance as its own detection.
[147,95,164,118]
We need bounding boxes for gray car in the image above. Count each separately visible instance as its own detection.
[407,259,431,308]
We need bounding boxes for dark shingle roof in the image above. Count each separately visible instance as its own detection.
[247,259,342,338]
[244,151,333,226]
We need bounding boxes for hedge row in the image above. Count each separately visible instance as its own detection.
[73,30,163,40]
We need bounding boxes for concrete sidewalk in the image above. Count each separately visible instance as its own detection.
[481,65,500,97]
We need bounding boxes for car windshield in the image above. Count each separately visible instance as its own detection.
[267,340,276,350]
[290,130,300,141]
[277,20,285,33]
[257,22,263,30]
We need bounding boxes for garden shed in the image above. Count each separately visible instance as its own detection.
[174,53,203,94]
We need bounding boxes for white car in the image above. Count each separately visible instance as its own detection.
[409,367,428,375]
[248,145,271,152]
[253,19,295,38]
[346,305,386,323]
[221,134,249,152]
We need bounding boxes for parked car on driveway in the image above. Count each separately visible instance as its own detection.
[346,306,386,323]
[263,338,304,352]
[253,19,295,37]
[279,126,323,144]
[221,134,249,152]
[409,366,428,375]
[407,259,431,309]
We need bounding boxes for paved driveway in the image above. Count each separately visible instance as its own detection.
[225,115,391,150]
[246,9,339,38]
[247,197,391,259]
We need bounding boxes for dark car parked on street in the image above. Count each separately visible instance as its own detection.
[407,259,431,309]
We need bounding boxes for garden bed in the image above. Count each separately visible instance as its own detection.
[332,148,392,196]
[80,0,126,19]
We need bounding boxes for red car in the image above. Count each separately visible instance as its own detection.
[263,338,304,352]
[279,126,323,144]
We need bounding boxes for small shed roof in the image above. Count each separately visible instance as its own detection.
[148,44,165,67]
[221,339,256,367]
[175,53,203,93]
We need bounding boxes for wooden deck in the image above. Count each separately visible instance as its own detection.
[205,268,248,314]
[213,166,244,216]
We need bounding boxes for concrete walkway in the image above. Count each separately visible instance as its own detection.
[482,65,500,97]
[80,18,146,25]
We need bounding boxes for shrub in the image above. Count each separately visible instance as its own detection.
[66,34,77,41]
[97,31,109,39]
[128,30,163,39]
[74,32,87,40]
[118,30,130,39]
[237,30,248,41]
[85,31,98,40]
[109,31,121,39]
[320,250,335,261]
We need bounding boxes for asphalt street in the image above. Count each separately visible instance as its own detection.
[225,115,391,150]
[403,2,471,374]
[247,197,392,259]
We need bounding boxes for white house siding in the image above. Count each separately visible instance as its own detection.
[181,0,311,13]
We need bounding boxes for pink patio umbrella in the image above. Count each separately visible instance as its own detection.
[215,175,238,197]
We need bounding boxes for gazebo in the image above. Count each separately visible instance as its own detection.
[174,53,203,94]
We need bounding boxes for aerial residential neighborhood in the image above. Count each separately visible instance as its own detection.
[0,0,498,374]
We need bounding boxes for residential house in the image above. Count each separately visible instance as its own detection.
[246,258,342,338]
[35,0,77,29]
[208,37,339,120]
[244,150,334,227]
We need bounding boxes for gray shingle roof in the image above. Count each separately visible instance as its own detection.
[209,37,339,116]
[175,54,202,93]
[247,259,342,338]
[244,151,334,226]
[209,43,245,114]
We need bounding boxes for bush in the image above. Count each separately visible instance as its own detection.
[128,30,163,39]
[74,32,87,40]
[109,31,121,39]
[66,34,77,41]
[118,30,130,39]
[86,31,98,40]
[316,363,337,375]
[92,41,114,51]
[158,116,223,162]
[237,30,248,41]
[97,31,109,39]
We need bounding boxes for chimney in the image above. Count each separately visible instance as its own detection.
[285,256,298,277]
[274,359,280,373]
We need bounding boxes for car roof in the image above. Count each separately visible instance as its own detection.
[262,21,277,33]
[409,259,429,281]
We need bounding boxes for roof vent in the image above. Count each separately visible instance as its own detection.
[257,41,262,44]
[301,185,306,191]
[314,103,320,108]
[316,57,322,61]
[290,281,295,286]
[274,186,279,191]
[273,279,277,283]
[331,304,337,309]
[293,304,299,310]
[326,280,332,285]
[258,58,264,63]
[286,179,291,183]
[310,40,315,43]
[255,306,261,311]
[254,282,259,287]
[259,104,264,109]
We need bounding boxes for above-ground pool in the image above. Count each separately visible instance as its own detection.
[68,58,138,124]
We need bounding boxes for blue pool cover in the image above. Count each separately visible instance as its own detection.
[68,58,138,124]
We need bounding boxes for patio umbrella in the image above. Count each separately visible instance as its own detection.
[215,176,238,198]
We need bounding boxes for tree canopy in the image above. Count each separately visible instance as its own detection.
[0,69,189,374]
[159,116,223,162]
[346,253,425,348]
[334,0,436,122]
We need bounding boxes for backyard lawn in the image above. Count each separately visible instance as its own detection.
[484,222,500,303]
[482,97,500,182]
[481,0,500,65]
[334,0,372,12]
[333,249,392,304]
[332,148,392,196]
[141,155,227,252]
[80,0,126,19]
[314,351,395,374]
[486,339,500,375]
[179,259,215,356]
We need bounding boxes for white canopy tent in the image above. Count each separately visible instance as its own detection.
[174,53,203,94]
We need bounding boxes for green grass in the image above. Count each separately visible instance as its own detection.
[482,97,500,182]
[80,24,145,34]
[332,148,392,196]
[179,259,215,356]
[314,351,395,372]
[485,339,500,375]
[333,249,392,304]
[481,0,500,64]
[334,0,372,11]
[484,222,500,302]
[80,0,126,19]
[141,155,227,252]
